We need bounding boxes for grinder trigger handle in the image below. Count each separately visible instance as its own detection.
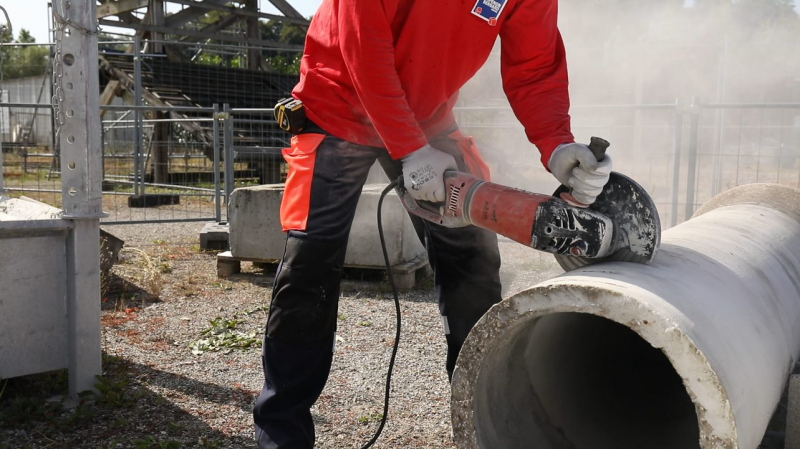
[396,176,447,225]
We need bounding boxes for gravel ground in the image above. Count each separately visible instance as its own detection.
[0,221,562,449]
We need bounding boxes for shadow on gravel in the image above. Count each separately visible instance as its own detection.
[228,265,439,304]
[0,353,257,449]
[125,359,257,414]
[101,273,162,312]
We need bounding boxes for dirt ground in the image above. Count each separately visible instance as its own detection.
[0,221,563,449]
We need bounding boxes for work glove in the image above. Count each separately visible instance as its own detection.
[401,144,458,202]
[548,142,613,205]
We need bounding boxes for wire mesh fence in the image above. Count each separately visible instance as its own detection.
[0,42,59,207]
[2,38,798,230]
[100,104,221,224]
[692,103,800,207]
[94,38,297,224]
[456,101,800,229]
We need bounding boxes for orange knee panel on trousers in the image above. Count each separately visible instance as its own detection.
[280,133,326,232]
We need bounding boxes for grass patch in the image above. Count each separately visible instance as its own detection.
[0,355,138,434]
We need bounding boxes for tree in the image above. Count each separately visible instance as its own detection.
[0,28,50,80]
[259,19,306,74]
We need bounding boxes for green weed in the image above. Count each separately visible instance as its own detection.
[358,412,383,424]
[189,316,261,355]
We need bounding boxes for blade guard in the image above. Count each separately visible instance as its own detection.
[552,172,661,270]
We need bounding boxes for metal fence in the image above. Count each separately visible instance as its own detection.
[456,100,800,229]
[2,40,799,229]
[1,39,296,225]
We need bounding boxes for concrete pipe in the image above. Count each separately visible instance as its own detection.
[451,184,800,449]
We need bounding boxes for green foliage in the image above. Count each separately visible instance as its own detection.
[94,374,132,409]
[0,370,68,429]
[0,28,50,80]
[260,19,306,74]
[189,316,262,354]
[266,53,302,75]
[244,305,270,316]
[358,412,383,424]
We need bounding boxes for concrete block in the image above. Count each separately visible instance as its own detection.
[0,232,70,379]
[0,196,70,379]
[228,184,426,268]
[0,197,123,276]
[786,375,800,449]
[0,195,62,220]
[200,221,230,251]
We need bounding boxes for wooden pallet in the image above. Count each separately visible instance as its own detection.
[216,251,431,291]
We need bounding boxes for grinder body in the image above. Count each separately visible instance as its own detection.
[400,171,615,259]
[399,170,660,267]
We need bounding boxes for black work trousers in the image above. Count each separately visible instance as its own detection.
[253,126,502,449]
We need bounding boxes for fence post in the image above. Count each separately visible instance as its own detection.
[213,104,222,222]
[670,99,683,228]
[223,103,234,207]
[54,0,105,397]
[685,97,701,221]
[133,35,142,197]
[0,137,4,194]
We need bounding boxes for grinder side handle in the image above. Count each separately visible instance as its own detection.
[588,136,610,162]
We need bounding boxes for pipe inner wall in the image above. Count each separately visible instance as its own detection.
[473,312,699,449]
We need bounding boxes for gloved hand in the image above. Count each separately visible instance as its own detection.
[548,142,613,205]
[401,144,458,202]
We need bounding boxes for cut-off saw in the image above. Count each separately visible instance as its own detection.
[399,137,661,270]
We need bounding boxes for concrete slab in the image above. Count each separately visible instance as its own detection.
[200,221,230,251]
[228,184,426,268]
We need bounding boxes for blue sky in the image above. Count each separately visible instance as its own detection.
[4,0,325,43]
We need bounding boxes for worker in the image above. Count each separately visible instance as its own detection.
[253,0,613,447]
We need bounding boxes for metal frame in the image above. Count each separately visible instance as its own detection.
[54,0,104,397]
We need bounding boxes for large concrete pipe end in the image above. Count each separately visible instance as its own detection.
[452,184,800,449]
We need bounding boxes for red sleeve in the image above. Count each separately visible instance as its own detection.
[499,0,574,169]
[337,0,428,159]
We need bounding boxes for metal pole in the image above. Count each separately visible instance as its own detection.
[685,98,701,221]
[133,35,142,197]
[670,101,683,228]
[223,103,234,206]
[711,37,729,197]
[53,0,105,397]
[0,136,4,194]
[213,104,222,222]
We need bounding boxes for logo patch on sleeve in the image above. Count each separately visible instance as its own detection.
[471,0,508,26]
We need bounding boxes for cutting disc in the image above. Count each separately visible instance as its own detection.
[553,172,661,271]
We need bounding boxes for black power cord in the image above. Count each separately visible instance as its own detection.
[360,180,403,449]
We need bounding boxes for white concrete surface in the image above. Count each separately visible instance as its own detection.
[452,183,800,449]
[228,184,426,267]
[0,196,70,379]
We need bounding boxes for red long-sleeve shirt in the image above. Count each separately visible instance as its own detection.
[293,0,574,167]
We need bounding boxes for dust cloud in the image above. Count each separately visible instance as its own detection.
[459,0,800,214]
